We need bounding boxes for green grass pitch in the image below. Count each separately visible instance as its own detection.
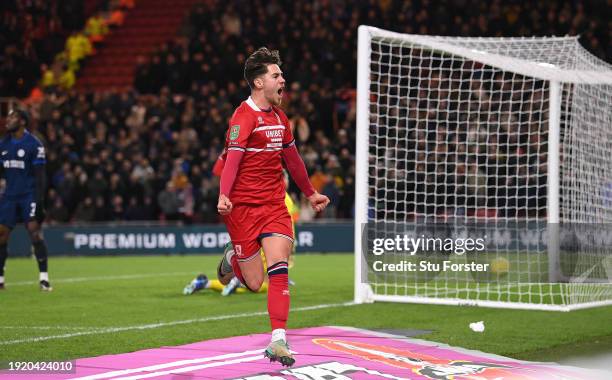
[0,254,611,363]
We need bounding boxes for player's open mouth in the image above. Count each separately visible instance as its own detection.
[277,88,283,96]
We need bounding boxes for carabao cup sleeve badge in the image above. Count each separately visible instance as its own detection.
[230,125,240,140]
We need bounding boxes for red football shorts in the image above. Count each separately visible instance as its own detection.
[223,202,294,262]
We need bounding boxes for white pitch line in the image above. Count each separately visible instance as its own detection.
[0,301,355,346]
[9,272,194,286]
[0,326,103,331]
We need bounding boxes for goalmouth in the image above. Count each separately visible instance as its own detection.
[354,26,612,311]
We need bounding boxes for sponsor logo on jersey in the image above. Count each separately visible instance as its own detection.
[17,149,25,157]
[3,160,25,169]
[313,338,512,379]
[265,130,283,138]
[1,151,7,156]
[230,125,240,140]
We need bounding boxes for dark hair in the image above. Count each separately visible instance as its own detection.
[11,107,30,127]
[244,47,281,89]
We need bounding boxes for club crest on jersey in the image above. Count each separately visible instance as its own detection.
[17,149,25,157]
[229,125,240,140]
[257,116,264,125]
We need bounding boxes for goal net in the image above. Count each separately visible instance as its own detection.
[355,26,612,311]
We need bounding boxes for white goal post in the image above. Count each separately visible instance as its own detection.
[355,26,612,311]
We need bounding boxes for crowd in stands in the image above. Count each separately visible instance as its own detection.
[39,0,133,93]
[1,0,133,98]
[30,84,353,224]
[1,0,85,97]
[5,0,612,223]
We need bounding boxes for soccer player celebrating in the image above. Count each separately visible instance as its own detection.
[216,47,329,367]
[0,108,51,291]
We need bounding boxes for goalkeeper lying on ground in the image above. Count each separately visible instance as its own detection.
[184,243,267,296]
[183,190,299,296]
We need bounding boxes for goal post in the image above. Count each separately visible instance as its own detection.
[354,26,612,311]
[354,25,373,303]
[547,80,561,284]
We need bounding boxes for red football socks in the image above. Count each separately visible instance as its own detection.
[267,261,290,330]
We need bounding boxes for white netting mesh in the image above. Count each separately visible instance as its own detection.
[358,27,612,310]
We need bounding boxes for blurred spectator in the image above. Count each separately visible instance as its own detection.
[158,181,181,221]
[110,195,125,220]
[125,196,147,221]
[299,197,315,222]
[87,170,108,200]
[73,196,96,222]
[107,7,126,27]
[84,14,109,43]
[177,181,194,223]
[65,32,92,66]
[94,196,110,221]
[321,174,340,218]
[47,197,70,224]
[195,177,218,223]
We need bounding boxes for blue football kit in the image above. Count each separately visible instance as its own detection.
[0,131,46,228]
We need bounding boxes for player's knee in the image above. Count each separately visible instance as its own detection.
[26,222,42,240]
[28,230,43,243]
[245,277,264,292]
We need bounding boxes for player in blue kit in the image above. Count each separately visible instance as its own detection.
[0,108,51,291]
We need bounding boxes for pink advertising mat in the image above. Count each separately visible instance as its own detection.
[1,326,608,379]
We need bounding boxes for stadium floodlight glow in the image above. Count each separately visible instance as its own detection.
[355,25,612,311]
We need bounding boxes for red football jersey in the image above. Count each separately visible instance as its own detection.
[223,96,294,205]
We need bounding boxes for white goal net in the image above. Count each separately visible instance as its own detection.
[355,26,612,311]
